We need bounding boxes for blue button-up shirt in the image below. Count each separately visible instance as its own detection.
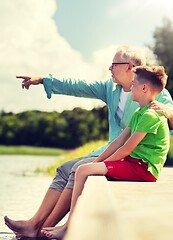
[43,75,173,156]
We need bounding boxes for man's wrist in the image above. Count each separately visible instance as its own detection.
[39,77,43,84]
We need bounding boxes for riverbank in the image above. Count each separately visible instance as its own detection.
[0,145,65,156]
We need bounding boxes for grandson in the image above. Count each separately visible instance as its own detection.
[42,66,169,239]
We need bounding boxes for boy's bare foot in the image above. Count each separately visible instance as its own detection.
[4,216,39,238]
[41,224,67,239]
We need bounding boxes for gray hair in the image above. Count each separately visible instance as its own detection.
[117,45,146,66]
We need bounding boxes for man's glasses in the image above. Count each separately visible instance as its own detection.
[111,63,135,68]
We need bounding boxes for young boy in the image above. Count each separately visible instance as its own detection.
[42,66,169,239]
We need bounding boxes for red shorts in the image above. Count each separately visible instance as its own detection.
[104,155,157,182]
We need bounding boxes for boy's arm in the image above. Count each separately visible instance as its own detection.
[104,131,147,162]
[93,127,131,163]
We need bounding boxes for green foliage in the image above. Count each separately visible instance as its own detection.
[0,107,108,149]
[152,18,173,97]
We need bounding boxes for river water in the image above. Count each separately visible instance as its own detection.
[0,155,59,240]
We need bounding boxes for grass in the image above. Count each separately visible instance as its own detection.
[44,140,108,176]
[0,145,65,156]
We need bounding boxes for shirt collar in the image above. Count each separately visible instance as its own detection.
[112,82,122,92]
[137,101,153,115]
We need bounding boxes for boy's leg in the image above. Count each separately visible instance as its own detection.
[42,162,108,239]
[65,156,97,190]
[70,162,108,213]
[40,155,96,231]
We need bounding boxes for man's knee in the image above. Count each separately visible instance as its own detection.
[49,159,81,191]
[64,156,96,190]
[57,157,81,178]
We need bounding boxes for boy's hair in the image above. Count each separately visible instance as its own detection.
[133,66,168,92]
[117,45,146,66]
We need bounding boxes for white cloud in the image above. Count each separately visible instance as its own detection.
[0,0,157,113]
[0,0,107,113]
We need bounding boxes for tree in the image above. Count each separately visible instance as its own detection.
[0,107,109,148]
[152,18,173,97]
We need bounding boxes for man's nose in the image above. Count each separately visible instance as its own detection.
[109,66,112,71]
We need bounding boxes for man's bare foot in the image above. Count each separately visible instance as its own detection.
[4,216,39,238]
[41,224,67,239]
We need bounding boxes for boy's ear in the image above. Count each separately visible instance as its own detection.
[142,84,149,92]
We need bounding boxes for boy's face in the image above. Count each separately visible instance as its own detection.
[131,75,144,102]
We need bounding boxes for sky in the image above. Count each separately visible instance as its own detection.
[1,0,173,113]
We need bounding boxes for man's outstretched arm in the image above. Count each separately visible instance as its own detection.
[17,75,108,103]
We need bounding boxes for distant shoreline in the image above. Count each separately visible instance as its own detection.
[0,145,65,156]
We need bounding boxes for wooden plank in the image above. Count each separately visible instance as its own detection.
[108,167,173,240]
[64,176,126,240]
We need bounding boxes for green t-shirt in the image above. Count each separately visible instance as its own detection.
[128,104,169,179]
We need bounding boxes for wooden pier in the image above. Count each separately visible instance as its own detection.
[64,167,173,240]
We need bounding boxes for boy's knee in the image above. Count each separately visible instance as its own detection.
[76,164,86,174]
[75,164,89,179]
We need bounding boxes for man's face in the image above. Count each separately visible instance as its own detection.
[109,52,129,85]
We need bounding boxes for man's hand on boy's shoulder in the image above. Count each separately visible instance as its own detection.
[148,101,173,129]
[148,101,172,118]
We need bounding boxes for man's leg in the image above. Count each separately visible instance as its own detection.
[4,155,84,237]
[40,188,72,229]
[4,154,95,237]
[4,189,61,238]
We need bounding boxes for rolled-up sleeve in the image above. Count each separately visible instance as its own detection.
[43,75,53,99]
[43,74,109,103]
[156,88,173,136]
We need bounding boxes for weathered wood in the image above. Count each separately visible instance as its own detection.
[108,167,173,240]
[64,176,125,240]
[64,168,173,240]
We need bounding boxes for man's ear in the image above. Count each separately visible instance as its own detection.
[127,63,134,71]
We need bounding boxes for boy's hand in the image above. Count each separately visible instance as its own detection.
[16,76,43,90]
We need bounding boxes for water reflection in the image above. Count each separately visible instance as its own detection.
[0,155,58,240]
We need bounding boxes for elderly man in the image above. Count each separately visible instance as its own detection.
[4,46,173,237]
